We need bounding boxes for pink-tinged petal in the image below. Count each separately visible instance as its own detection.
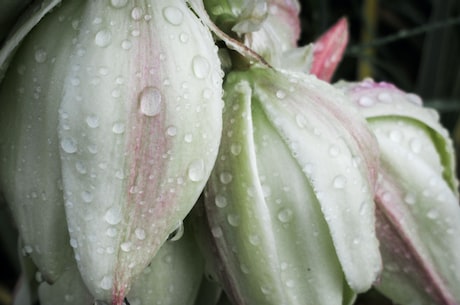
[337,79,460,305]
[310,17,349,82]
[375,168,460,305]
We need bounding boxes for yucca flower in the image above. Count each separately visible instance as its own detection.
[337,79,460,305]
[0,0,223,304]
[195,66,382,305]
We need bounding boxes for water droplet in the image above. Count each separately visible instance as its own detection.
[70,238,78,248]
[120,242,132,252]
[95,29,112,47]
[406,93,422,105]
[404,193,417,205]
[192,55,210,79]
[328,145,340,157]
[23,245,33,254]
[215,194,228,208]
[139,86,162,116]
[358,96,375,107]
[75,161,87,174]
[249,234,260,245]
[81,190,93,203]
[135,228,146,240]
[162,6,183,25]
[230,143,242,155]
[104,207,122,225]
[106,227,117,237]
[211,226,223,238]
[184,133,193,143]
[86,114,99,128]
[60,137,78,153]
[276,90,286,99]
[295,114,307,128]
[166,125,177,137]
[34,48,47,63]
[277,208,293,223]
[121,39,132,50]
[179,32,189,43]
[227,214,240,227]
[333,175,347,189]
[100,276,112,290]
[112,122,125,134]
[377,92,392,103]
[187,159,205,182]
[110,0,128,8]
[389,130,402,142]
[131,7,143,20]
[219,172,233,184]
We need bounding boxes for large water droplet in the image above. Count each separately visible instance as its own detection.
[95,29,112,47]
[211,226,223,238]
[187,159,205,182]
[104,207,122,225]
[162,6,183,25]
[192,55,210,79]
[230,143,242,156]
[139,87,162,116]
[333,175,347,189]
[60,137,78,153]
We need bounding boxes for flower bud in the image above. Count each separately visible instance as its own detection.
[1,0,223,303]
[199,67,381,305]
[337,79,460,305]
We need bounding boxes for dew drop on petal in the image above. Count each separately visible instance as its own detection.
[139,86,162,117]
[34,48,47,63]
[60,137,78,153]
[100,276,112,290]
[120,242,132,252]
[162,6,183,25]
[377,92,392,103]
[112,122,125,134]
[215,194,228,208]
[227,214,240,227]
[211,226,223,238]
[94,29,112,47]
[86,114,99,128]
[135,228,146,240]
[192,55,210,79]
[104,207,122,225]
[110,0,128,8]
[230,143,242,156]
[131,7,143,20]
[219,172,233,184]
[277,208,293,223]
[358,96,375,107]
[187,159,205,182]
[333,175,347,189]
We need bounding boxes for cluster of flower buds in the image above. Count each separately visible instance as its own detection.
[0,1,459,305]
